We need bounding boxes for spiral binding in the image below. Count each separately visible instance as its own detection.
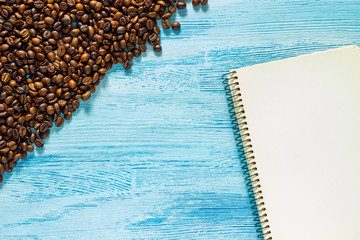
[222,71,272,240]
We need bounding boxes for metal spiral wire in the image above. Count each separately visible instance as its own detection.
[222,72,272,240]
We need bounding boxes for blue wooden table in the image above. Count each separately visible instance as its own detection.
[1,1,360,239]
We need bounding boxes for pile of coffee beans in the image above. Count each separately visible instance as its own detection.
[0,0,208,183]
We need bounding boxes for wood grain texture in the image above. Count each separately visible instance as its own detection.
[1,1,360,239]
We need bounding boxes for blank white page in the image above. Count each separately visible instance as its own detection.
[232,45,360,240]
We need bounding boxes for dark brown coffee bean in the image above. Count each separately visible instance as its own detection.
[116,26,126,35]
[8,141,17,151]
[40,129,50,139]
[81,53,90,62]
[46,105,55,115]
[19,126,27,138]
[192,0,200,6]
[0,148,9,154]
[27,145,35,152]
[67,0,75,7]
[47,52,56,62]
[0,164,4,175]
[0,141,6,149]
[82,77,92,86]
[172,22,181,30]
[35,139,44,148]
[169,6,177,14]
[0,156,7,165]
[1,72,10,83]
[20,142,28,152]
[81,91,91,101]
[162,19,171,29]
[103,22,111,32]
[149,33,157,42]
[57,46,66,57]
[39,123,48,133]
[27,50,35,59]
[13,153,21,162]
[6,163,14,172]
[162,13,172,19]
[94,2,103,11]
[154,45,162,52]
[148,12,157,19]
[0,44,9,51]
[20,150,27,159]
[34,0,45,9]
[124,61,132,70]
[63,112,71,120]
[59,2,68,11]
[6,116,14,126]
[176,1,187,9]
[139,44,147,52]
[55,116,65,127]
[71,101,79,110]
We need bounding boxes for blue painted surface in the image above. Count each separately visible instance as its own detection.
[1,1,360,239]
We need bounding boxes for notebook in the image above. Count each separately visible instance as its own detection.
[224,45,360,240]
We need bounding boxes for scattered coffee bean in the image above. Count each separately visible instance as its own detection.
[55,117,65,128]
[162,19,171,29]
[177,1,187,9]
[193,0,200,6]
[172,22,181,30]
[0,0,208,183]
[154,45,162,52]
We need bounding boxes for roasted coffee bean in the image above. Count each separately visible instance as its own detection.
[162,19,171,29]
[39,123,48,133]
[27,145,34,152]
[81,91,91,101]
[8,141,17,151]
[162,13,172,19]
[82,77,92,86]
[177,1,187,9]
[0,44,9,52]
[40,129,50,139]
[20,142,28,152]
[64,112,72,120]
[124,60,132,70]
[192,0,201,6]
[1,72,10,83]
[59,2,68,11]
[13,153,21,162]
[67,0,75,7]
[0,164,4,175]
[0,141,6,149]
[0,148,9,154]
[172,22,181,30]
[154,45,162,52]
[34,139,44,148]
[0,0,208,182]
[57,46,66,57]
[55,116,64,127]
[19,126,27,138]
